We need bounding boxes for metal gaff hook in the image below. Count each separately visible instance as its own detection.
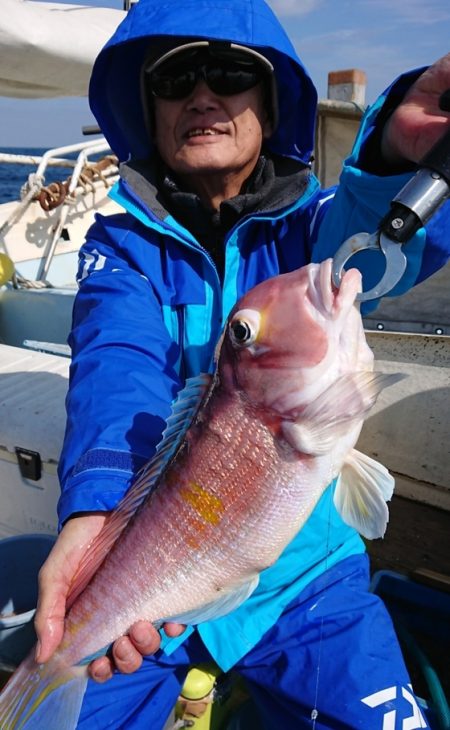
[332,89,450,302]
[331,231,407,302]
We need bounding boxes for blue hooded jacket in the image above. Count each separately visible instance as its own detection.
[58,0,450,671]
[89,0,317,165]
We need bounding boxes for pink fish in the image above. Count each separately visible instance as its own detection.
[0,259,399,729]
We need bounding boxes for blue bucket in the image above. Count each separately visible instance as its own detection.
[0,534,55,669]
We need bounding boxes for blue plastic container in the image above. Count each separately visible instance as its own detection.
[371,570,450,730]
[0,533,55,669]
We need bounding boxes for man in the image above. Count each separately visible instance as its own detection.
[34,0,450,727]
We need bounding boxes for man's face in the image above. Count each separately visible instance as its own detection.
[153,80,272,197]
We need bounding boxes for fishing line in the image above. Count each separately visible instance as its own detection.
[310,468,335,729]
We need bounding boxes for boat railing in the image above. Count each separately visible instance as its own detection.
[35,141,117,282]
[0,138,118,286]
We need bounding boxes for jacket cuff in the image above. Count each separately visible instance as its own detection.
[57,446,150,528]
[58,471,138,530]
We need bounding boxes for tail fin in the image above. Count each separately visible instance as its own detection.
[0,652,88,730]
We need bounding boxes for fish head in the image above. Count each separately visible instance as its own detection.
[218,259,373,415]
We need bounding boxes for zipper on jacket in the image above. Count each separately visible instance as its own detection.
[112,174,323,375]
[116,177,223,287]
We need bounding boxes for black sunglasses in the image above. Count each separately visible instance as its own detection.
[147,50,265,100]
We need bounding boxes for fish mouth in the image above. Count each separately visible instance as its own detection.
[306,259,335,316]
[307,260,361,318]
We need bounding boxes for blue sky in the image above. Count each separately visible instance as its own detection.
[1,0,449,148]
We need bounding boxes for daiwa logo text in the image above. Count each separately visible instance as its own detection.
[361,685,427,729]
[77,248,106,283]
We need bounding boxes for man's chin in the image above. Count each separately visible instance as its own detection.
[175,152,234,175]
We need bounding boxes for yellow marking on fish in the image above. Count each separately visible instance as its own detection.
[258,309,267,337]
[14,672,70,729]
[180,481,225,526]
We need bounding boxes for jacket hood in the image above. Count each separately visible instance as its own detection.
[89,0,318,165]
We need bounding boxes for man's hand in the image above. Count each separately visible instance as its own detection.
[382,52,450,167]
[34,513,185,683]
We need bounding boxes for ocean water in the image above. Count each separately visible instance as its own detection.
[0,147,79,204]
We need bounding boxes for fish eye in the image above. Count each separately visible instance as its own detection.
[229,309,261,348]
[231,320,253,344]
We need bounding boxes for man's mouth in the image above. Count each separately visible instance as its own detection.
[185,128,224,138]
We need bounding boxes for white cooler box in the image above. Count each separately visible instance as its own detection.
[0,344,69,538]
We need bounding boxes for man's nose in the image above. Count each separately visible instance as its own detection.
[186,80,220,111]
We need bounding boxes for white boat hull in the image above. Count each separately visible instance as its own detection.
[0,344,69,538]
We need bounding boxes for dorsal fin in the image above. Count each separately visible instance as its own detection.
[66,374,213,608]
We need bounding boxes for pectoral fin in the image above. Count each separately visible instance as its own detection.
[281,371,404,456]
[334,448,395,539]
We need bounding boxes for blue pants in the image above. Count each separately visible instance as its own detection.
[78,555,429,729]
